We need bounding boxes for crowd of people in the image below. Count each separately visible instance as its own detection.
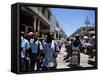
[21,31,96,72]
[63,34,96,66]
[21,31,60,72]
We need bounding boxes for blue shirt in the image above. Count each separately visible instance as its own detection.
[42,40,59,67]
[73,39,81,47]
[21,36,30,58]
[30,39,43,54]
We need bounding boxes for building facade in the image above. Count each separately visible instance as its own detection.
[20,6,66,39]
[21,6,51,37]
[50,15,64,39]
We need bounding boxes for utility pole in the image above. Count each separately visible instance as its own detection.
[85,16,90,32]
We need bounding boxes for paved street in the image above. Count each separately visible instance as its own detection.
[56,44,93,69]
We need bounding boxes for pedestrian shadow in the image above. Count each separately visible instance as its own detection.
[67,64,83,69]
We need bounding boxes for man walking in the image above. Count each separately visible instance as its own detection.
[42,32,59,70]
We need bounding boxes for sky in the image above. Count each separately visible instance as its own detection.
[51,8,95,36]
